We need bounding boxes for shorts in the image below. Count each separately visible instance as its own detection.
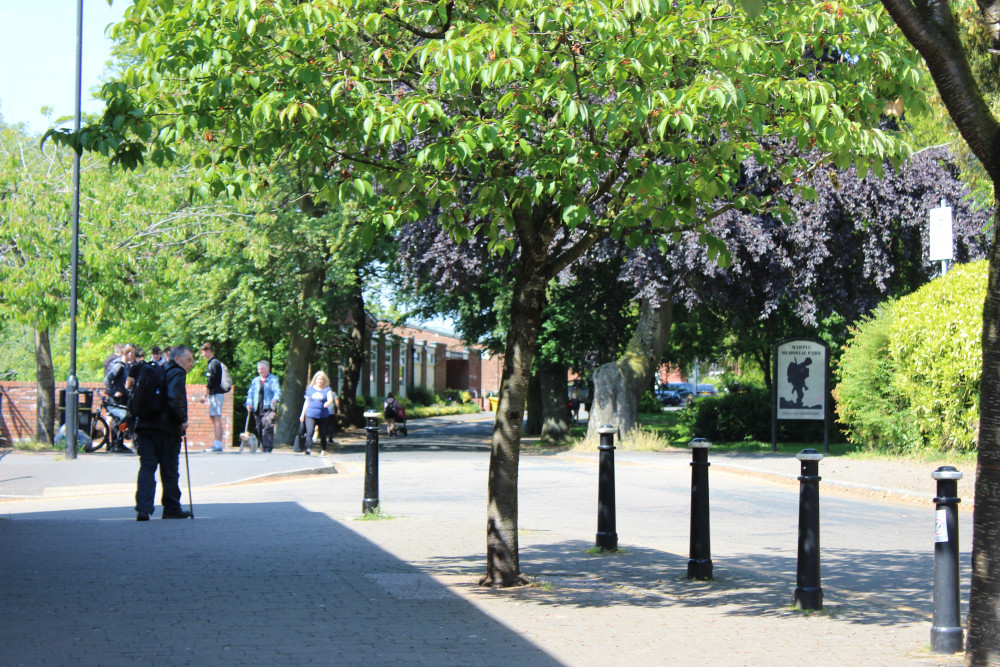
[208,393,224,417]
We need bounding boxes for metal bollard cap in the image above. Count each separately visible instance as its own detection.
[796,448,823,461]
[932,466,963,481]
[363,410,382,420]
[597,424,617,435]
[689,438,712,449]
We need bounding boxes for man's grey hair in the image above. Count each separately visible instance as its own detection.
[169,345,193,361]
[257,360,270,370]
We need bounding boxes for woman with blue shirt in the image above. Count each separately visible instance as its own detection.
[298,371,336,456]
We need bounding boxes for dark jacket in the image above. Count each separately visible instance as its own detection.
[134,361,188,438]
[104,359,130,403]
[205,357,223,395]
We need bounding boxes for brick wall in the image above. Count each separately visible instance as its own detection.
[0,381,233,449]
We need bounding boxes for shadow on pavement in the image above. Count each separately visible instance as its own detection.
[0,503,562,666]
[421,539,947,629]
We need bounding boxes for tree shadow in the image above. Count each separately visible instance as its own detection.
[0,502,562,666]
[421,539,961,629]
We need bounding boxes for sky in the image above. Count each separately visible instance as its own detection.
[0,1,457,334]
[0,1,128,135]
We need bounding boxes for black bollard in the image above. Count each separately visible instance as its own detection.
[362,410,381,514]
[688,438,713,579]
[931,466,964,654]
[595,425,618,551]
[794,448,823,610]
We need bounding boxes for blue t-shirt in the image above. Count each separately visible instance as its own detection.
[303,386,330,419]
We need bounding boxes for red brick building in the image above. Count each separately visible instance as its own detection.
[340,322,487,400]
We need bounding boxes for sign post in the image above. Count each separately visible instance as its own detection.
[929,200,953,278]
[772,338,830,453]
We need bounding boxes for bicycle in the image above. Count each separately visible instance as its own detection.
[85,393,134,453]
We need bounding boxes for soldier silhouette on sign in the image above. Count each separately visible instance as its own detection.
[786,357,812,408]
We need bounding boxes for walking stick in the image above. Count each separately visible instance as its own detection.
[183,434,194,519]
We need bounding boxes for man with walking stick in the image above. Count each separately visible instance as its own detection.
[133,345,195,520]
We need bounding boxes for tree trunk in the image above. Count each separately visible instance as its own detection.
[479,230,551,588]
[539,361,571,441]
[967,197,1000,666]
[34,327,56,444]
[868,0,1000,659]
[585,295,672,444]
[524,371,542,436]
[275,269,322,446]
[338,276,366,428]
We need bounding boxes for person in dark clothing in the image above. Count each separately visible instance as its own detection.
[103,343,124,377]
[104,343,135,405]
[134,345,195,521]
[384,393,400,436]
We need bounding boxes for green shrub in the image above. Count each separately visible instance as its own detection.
[835,260,986,453]
[409,402,480,418]
[676,387,771,442]
[639,391,661,413]
[889,261,986,452]
[676,385,839,443]
[407,386,436,406]
[834,304,922,453]
[440,388,466,403]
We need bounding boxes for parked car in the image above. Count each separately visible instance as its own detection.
[655,386,682,406]
[695,383,718,398]
[667,382,695,404]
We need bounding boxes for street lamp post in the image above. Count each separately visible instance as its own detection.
[65,0,85,460]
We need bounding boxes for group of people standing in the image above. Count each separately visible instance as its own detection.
[102,341,342,519]
[242,361,339,456]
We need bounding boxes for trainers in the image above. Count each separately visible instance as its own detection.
[304,450,311,455]
[318,450,328,457]
[162,510,192,519]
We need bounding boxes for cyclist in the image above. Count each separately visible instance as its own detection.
[104,343,135,405]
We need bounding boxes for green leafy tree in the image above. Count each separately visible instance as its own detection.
[52,0,924,586]
[0,123,225,441]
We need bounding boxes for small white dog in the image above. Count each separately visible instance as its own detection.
[239,430,259,454]
[239,415,259,454]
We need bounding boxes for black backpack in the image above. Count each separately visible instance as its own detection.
[129,362,168,420]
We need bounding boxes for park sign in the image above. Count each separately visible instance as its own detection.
[772,337,830,452]
[775,339,827,419]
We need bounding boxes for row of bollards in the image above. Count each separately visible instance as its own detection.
[363,417,965,656]
[594,430,965,654]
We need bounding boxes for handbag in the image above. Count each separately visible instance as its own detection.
[293,421,306,453]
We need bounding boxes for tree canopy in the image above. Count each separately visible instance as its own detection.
[52,0,931,587]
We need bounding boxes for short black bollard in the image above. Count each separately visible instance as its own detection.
[794,448,823,610]
[688,438,713,579]
[362,410,381,514]
[931,466,964,654]
[595,425,618,551]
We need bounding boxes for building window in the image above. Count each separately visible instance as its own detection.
[384,344,392,386]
